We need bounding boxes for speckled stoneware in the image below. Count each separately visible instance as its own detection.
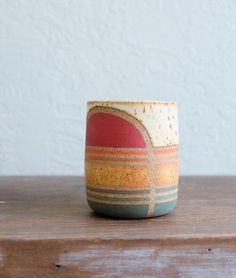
[85,100,179,218]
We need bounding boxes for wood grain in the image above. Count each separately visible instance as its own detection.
[0,176,236,277]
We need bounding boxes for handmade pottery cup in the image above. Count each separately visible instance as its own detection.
[85,100,179,218]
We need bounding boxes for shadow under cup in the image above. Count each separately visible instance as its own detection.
[85,100,179,218]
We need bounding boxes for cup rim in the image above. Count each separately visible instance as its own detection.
[87,100,177,105]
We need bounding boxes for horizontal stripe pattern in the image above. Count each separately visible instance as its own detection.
[87,195,177,205]
[86,159,177,166]
[86,145,178,156]
[86,184,178,205]
[86,152,178,160]
[86,184,177,193]
[85,145,179,189]
[85,145,178,166]
[86,147,148,155]
[86,190,178,199]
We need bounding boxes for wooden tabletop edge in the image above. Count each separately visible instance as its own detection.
[1,234,236,244]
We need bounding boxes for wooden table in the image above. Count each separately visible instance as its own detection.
[0,176,236,277]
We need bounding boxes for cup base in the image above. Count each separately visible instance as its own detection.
[87,199,177,219]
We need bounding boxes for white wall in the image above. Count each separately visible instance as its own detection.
[0,0,236,175]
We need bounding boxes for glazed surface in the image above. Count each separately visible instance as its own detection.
[85,101,179,218]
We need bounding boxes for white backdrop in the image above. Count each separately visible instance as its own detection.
[0,0,236,175]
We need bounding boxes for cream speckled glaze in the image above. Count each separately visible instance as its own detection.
[88,100,179,147]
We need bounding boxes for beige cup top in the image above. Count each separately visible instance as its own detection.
[87,100,178,147]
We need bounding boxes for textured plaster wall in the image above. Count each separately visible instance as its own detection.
[0,0,236,175]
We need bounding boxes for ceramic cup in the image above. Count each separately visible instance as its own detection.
[85,100,179,218]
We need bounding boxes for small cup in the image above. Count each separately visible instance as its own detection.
[85,100,179,218]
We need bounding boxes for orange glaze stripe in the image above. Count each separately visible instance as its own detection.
[86,155,149,163]
[86,153,178,163]
[86,145,178,156]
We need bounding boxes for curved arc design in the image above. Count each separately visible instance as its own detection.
[86,106,157,217]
